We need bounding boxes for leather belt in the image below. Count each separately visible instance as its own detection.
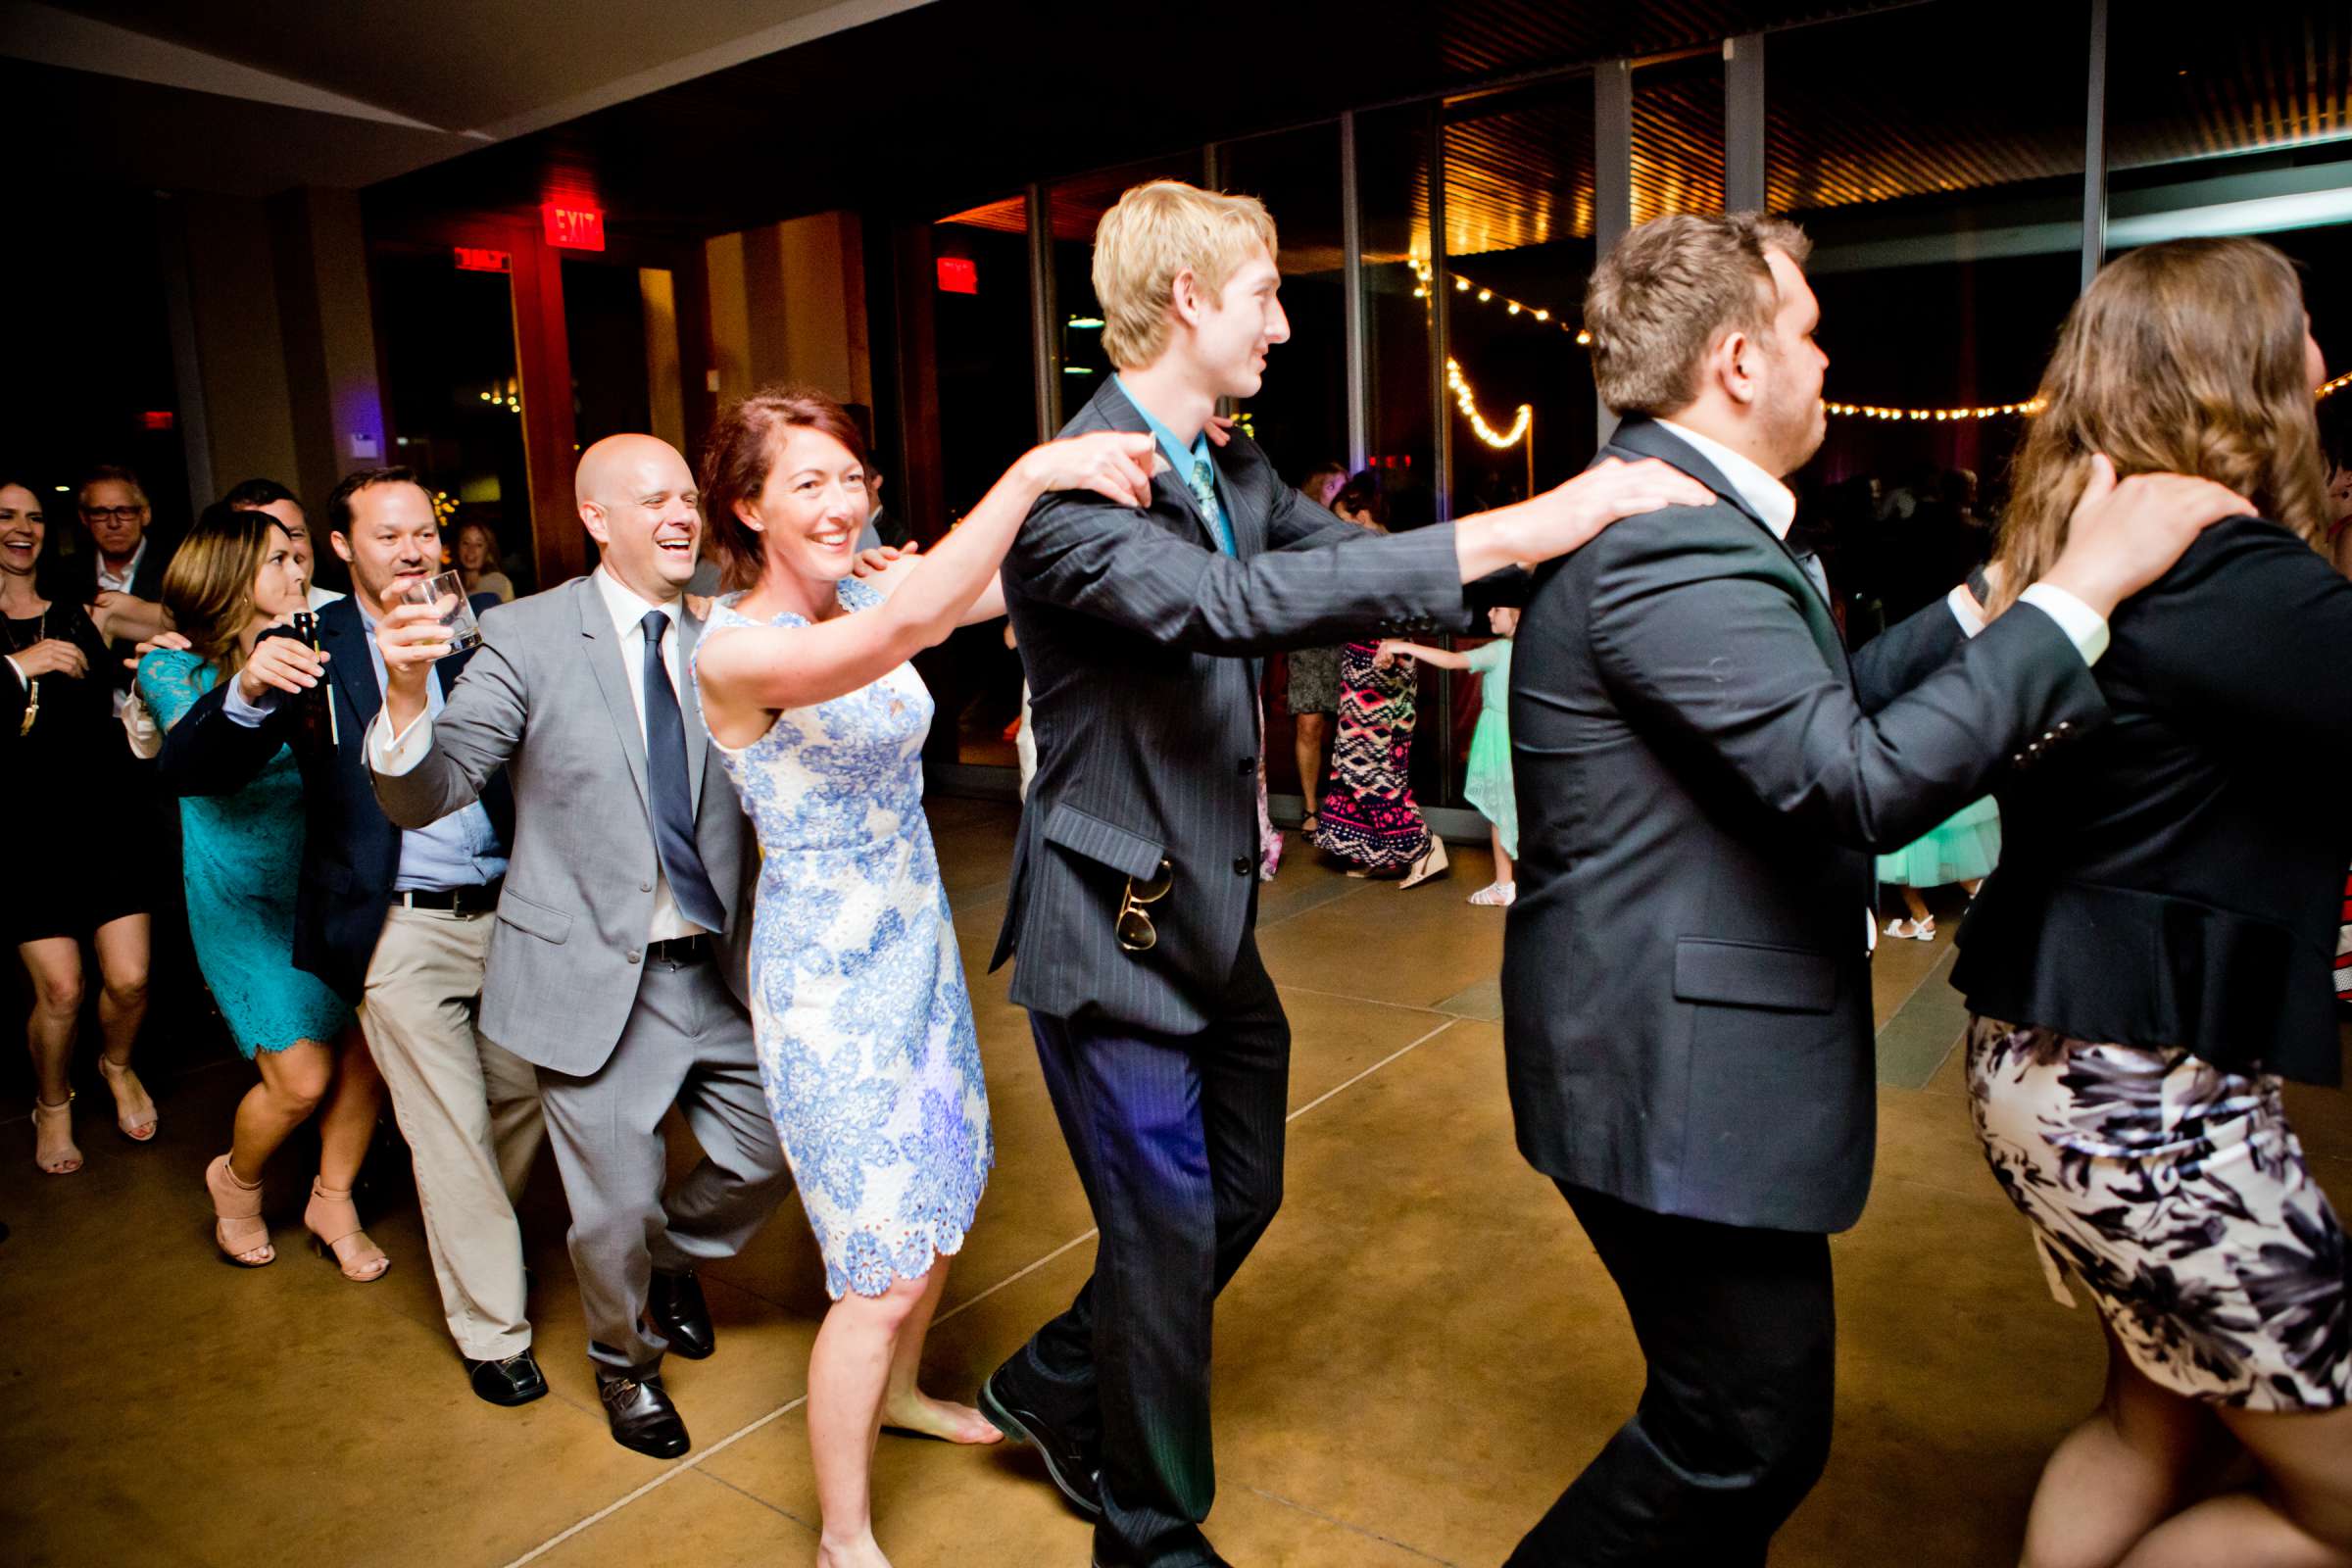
[645,933,712,966]
[394,879,503,914]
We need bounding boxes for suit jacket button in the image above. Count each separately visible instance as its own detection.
[1232,857,1251,876]
[641,881,653,893]
[1238,756,1254,775]
[627,949,642,965]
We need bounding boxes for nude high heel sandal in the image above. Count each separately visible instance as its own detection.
[96,1054,158,1141]
[205,1153,275,1266]
[303,1179,389,1282]
[1398,836,1450,890]
[31,1096,81,1175]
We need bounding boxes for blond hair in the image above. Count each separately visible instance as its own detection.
[1583,212,1811,417]
[161,509,284,676]
[1990,236,2328,616]
[1093,181,1279,369]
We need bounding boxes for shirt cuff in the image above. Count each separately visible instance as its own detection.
[1944,583,1986,638]
[220,674,280,727]
[3,654,23,691]
[2018,582,2111,665]
[368,705,433,776]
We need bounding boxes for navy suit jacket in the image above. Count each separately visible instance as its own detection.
[156,593,514,1003]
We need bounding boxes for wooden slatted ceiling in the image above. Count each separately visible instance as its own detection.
[944,4,2352,255]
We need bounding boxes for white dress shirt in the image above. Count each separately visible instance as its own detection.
[95,537,146,597]
[371,565,703,941]
[1654,417,2109,663]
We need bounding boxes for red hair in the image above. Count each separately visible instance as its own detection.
[698,384,871,592]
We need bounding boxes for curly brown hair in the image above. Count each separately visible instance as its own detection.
[1990,236,2329,616]
[697,385,871,593]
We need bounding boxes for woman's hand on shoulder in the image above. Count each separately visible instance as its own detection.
[1022,432,1155,508]
[123,628,192,675]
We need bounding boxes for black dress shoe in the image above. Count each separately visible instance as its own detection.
[978,1366,1102,1518]
[1092,1543,1232,1568]
[647,1268,715,1360]
[598,1368,690,1458]
[466,1350,549,1407]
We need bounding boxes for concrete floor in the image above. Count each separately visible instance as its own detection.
[5,795,2349,1568]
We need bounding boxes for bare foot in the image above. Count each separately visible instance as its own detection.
[880,1389,1003,1445]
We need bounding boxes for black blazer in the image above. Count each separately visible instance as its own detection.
[53,533,174,700]
[156,593,514,1003]
[1954,515,2352,1084]
[992,378,1477,1034]
[1502,417,2106,1234]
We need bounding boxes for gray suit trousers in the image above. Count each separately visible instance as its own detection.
[535,950,791,1375]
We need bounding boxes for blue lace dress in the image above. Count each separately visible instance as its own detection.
[695,581,993,1298]
[137,651,353,1057]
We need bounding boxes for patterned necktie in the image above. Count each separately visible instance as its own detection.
[639,611,727,932]
[1189,456,1237,557]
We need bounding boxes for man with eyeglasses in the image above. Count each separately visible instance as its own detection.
[68,466,172,710]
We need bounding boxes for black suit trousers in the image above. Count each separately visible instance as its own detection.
[1507,1185,1836,1568]
[1004,935,1290,1568]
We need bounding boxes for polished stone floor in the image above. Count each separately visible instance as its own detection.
[5,796,2348,1567]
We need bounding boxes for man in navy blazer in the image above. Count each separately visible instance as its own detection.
[158,468,547,1409]
[1497,213,2240,1565]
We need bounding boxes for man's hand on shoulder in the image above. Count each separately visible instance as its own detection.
[1458,458,1714,582]
[2039,454,2252,618]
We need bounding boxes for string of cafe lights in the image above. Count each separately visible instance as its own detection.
[1411,257,2352,426]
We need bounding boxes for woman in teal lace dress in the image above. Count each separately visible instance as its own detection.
[137,510,388,1281]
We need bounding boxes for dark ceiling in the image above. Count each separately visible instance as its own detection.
[357,0,1919,240]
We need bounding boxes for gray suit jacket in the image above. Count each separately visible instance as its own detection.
[370,574,756,1075]
[991,378,1477,1034]
[1501,417,2106,1234]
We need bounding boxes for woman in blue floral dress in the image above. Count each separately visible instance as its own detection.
[694,385,1152,1568]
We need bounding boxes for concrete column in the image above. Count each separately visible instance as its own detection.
[177,192,300,494]
[709,212,873,410]
[268,186,387,506]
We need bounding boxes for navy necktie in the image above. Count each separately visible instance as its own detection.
[639,611,726,932]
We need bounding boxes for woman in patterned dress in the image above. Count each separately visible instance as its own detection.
[1310,472,1448,887]
[694,385,1152,1568]
[1952,238,2352,1566]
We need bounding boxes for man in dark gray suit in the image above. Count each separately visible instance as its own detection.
[371,434,791,1461]
[976,179,1711,1568]
[1500,213,2245,1565]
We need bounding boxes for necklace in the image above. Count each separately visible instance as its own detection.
[5,606,43,737]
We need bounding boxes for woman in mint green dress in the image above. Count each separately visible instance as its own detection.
[1375,606,1520,906]
[137,509,388,1281]
[1877,797,2000,941]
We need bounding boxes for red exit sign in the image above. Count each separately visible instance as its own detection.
[542,202,606,251]
[454,246,512,273]
[936,256,978,295]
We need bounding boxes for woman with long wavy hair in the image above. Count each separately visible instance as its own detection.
[1951,235,2352,1565]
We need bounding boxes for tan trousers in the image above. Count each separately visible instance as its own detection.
[359,906,545,1360]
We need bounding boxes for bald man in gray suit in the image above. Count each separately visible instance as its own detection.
[371,435,789,1461]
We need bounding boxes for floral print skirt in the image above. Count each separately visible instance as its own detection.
[1966,1016,2350,1411]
